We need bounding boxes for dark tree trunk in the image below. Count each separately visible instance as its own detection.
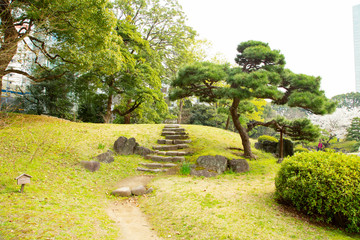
[279,129,284,159]
[177,99,183,124]
[124,99,131,124]
[230,98,256,159]
[225,115,230,130]
[104,94,113,123]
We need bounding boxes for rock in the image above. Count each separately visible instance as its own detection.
[190,167,219,177]
[190,155,228,177]
[145,187,154,194]
[80,161,100,172]
[255,140,278,154]
[196,155,228,174]
[276,139,294,157]
[134,146,153,156]
[111,187,132,197]
[95,150,114,163]
[114,136,139,155]
[228,159,249,173]
[131,185,147,196]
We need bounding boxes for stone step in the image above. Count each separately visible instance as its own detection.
[139,163,177,168]
[165,135,189,140]
[153,150,187,156]
[164,124,180,128]
[137,167,167,173]
[144,155,185,162]
[157,139,192,145]
[162,128,185,132]
[161,131,188,136]
[152,144,189,151]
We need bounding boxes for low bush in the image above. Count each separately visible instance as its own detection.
[258,135,277,143]
[294,146,309,153]
[275,152,360,232]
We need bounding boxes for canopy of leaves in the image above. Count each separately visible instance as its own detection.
[332,92,360,109]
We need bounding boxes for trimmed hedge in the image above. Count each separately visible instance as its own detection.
[275,152,360,232]
[258,135,277,143]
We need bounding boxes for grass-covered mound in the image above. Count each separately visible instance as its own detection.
[275,151,360,232]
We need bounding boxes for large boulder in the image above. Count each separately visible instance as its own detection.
[114,137,139,155]
[255,140,278,154]
[276,139,294,157]
[228,159,250,173]
[134,146,153,157]
[190,155,228,177]
[95,150,114,163]
[80,161,100,172]
[190,168,219,178]
[196,155,228,174]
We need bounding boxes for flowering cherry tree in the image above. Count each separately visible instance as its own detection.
[308,107,360,139]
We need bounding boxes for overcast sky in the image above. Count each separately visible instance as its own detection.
[178,0,360,97]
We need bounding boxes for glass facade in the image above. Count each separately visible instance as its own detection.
[353,4,360,92]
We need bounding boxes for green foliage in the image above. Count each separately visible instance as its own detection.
[275,117,321,142]
[258,135,278,143]
[180,162,191,175]
[294,146,310,153]
[16,71,75,119]
[332,92,360,109]
[275,152,360,232]
[346,117,360,142]
[189,104,227,128]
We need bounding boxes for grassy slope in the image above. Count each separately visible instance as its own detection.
[0,114,357,239]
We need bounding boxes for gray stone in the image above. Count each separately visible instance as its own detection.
[196,155,228,174]
[276,139,294,157]
[190,167,219,177]
[80,161,100,172]
[131,185,147,195]
[113,136,139,155]
[96,150,114,163]
[228,159,249,173]
[134,146,153,156]
[111,187,132,197]
[145,187,154,194]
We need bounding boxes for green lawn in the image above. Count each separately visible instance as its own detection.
[0,113,358,239]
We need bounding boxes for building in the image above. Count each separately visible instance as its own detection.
[353,4,360,92]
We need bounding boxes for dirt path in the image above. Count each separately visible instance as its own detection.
[106,176,163,240]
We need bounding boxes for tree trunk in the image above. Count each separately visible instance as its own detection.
[225,115,230,130]
[279,129,284,159]
[124,99,131,124]
[177,99,183,124]
[230,98,256,159]
[104,94,113,123]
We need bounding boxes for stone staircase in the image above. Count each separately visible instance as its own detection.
[137,124,190,173]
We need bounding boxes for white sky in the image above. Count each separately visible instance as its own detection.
[178,0,360,98]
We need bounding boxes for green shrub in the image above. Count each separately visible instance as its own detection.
[294,146,309,153]
[275,152,360,232]
[258,135,277,143]
[180,162,191,175]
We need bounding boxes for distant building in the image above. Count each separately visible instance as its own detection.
[353,4,360,92]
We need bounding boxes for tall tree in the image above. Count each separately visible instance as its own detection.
[171,40,336,159]
[0,0,122,106]
[332,92,360,109]
[346,117,360,142]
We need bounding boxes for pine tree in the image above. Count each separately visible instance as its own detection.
[346,117,360,141]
